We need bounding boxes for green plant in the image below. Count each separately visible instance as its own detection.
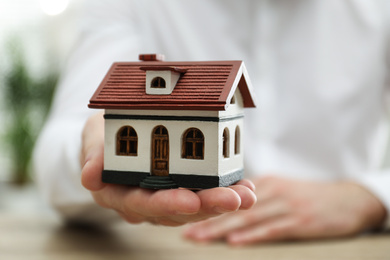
[1,38,58,184]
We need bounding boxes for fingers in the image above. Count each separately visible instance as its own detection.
[227,217,299,245]
[197,187,241,214]
[184,210,297,245]
[95,185,201,216]
[183,197,289,242]
[92,181,257,226]
[126,188,201,216]
[235,179,256,192]
[160,184,256,225]
[229,185,257,210]
[191,183,257,220]
[93,185,203,226]
[183,213,243,242]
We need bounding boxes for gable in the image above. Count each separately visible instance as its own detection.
[226,62,256,109]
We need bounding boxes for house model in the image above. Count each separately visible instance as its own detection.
[88,54,256,189]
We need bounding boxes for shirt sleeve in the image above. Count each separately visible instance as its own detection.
[32,0,141,223]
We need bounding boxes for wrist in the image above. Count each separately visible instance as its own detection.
[345,182,387,231]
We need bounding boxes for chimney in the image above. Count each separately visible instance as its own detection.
[139,54,165,62]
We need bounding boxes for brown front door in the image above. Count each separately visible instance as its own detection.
[151,126,169,176]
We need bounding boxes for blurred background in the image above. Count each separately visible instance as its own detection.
[0,0,84,213]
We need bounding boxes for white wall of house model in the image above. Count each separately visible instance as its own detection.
[103,89,245,178]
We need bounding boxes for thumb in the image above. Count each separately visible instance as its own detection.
[81,112,106,191]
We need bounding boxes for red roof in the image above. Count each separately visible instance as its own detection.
[89,60,256,111]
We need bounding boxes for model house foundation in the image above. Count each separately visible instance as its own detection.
[89,54,256,189]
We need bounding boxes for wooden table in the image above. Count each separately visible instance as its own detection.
[1,213,389,260]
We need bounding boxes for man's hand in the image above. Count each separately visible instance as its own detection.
[183,176,387,245]
[80,112,257,226]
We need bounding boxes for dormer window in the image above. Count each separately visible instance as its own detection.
[151,77,166,88]
[140,66,187,95]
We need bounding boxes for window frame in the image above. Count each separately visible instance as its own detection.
[223,127,230,158]
[234,125,240,155]
[182,128,205,160]
[116,126,138,156]
[151,76,166,88]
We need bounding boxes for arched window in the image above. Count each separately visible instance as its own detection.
[182,128,204,160]
[223,128,229,158]
[151,77,166,88]
[235,126,240,155]
[117,126,138,156]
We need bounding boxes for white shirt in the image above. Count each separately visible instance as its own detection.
[33,0,390,227]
